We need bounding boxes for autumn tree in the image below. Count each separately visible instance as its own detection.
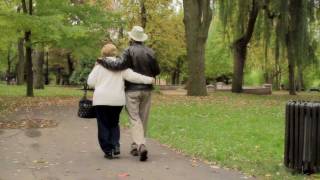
[118,0,186,84]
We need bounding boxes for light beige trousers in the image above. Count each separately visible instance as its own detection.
[125,91,152,146]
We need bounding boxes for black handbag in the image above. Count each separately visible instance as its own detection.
[78,84,95,118]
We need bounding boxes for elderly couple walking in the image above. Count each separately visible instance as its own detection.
[87,26,160,161]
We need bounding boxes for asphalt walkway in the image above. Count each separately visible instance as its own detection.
[0,106,251,180]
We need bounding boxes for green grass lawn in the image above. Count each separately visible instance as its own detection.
[144,92,320,179]
[0,84,84,97]
[1,84,320,179]
[0,84,88,113]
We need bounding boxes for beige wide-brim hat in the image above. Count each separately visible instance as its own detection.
[128,26,148,42]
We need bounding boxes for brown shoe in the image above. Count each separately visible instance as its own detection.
[139,144,148,161]
[130,143,139,156]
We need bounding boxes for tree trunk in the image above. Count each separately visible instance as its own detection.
[274,36,280,90]
[56,67,62,85]
[17,38,25,85]
[287,36,296,95]
[171,59,182,85]
[183,0,213,96]
[140,0,147,29]
[25,31,33,96]
[231,0,260,93]
[6,43,12,85]
[175,70,180,85]
[175,57,183,85]
[288,60,295,95]
[171,71,176,85]
[297,65,304,91]
[34,47,45,89]
[45,51,49,85]
[264,41,269,83]
[171,70,180,85]
[66,53,74,85]
[232,40,247,92]
[22,0,34,97]
[286,0,304,95]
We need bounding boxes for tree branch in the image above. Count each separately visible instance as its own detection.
[243,0,260,44]
[31,40,54,45]
[199,0,213,38]
[140,0,147,29]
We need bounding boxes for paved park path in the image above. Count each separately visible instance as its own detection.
[0,105,251,180]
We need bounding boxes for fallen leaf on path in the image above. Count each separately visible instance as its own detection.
[191,161,199,167]
[240,176,249,179]
[118,173,130,178]
[0,118,58,129]
[265,174,272,177]
[32,159,47,164]
[210,165,220,169]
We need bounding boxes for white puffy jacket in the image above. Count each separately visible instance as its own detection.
[87,57,153,106]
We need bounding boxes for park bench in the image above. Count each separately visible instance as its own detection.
[309,88,320,92]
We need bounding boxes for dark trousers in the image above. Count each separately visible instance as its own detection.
[95,105,123,154]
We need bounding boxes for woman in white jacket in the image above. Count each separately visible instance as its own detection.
[87,44,154,159]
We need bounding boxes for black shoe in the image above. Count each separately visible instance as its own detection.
[130,143,139,156]
[113,146,120,156]
[104,152,113,159]
[139,144,148,162]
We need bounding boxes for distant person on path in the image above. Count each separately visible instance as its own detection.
[87,44,154,159]
[97,26,160,161]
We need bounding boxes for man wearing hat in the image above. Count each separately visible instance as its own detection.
[97,26,160,161]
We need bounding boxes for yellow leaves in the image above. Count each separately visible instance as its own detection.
[210,165,220,169]
[0,118,58,129]
[32,159,48,164]
[0,95,78,115]
[191,158,199,167]
[265,173,272,178]
[119,0,186,71]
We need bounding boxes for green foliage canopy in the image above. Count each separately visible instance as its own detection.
[0,0,118,59]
